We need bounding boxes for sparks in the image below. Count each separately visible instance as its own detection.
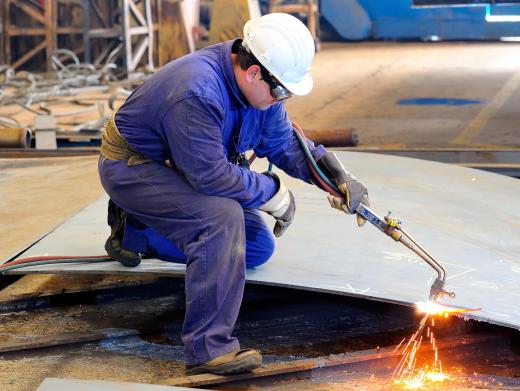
[426,370,448,382]
[393,313,450,389]
[393,302,479,388]
[395,368,449,389]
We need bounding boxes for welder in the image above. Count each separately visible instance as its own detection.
[98,13,369,375]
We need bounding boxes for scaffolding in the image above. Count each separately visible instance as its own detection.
[1,0,159,73]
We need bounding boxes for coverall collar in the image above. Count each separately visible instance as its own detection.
[221,39,248,108]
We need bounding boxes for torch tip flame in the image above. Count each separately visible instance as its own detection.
[415,301,480,315]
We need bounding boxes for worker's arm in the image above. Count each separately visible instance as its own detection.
[162,96,276,209]
[255,104,368,226]
[254,103,326,183]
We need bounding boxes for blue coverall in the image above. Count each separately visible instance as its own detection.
[98,39,326,365]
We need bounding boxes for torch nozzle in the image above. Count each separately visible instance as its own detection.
[429,278,456,301]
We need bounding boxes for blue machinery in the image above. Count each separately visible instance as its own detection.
[321,0,520,40]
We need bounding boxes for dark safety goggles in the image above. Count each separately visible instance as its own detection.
[259,66,293,103]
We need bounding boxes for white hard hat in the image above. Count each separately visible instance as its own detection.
[243,13,315,96]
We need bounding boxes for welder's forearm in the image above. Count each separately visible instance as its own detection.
[177,157,277,209]
[266,138,327,185]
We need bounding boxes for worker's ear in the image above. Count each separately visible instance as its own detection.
[245,65,261,83]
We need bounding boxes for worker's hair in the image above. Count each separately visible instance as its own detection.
[236,44,262,71]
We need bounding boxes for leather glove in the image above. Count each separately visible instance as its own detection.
[259,172,295,237]
[316,151,370,227]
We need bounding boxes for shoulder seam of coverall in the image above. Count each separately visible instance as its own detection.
[160,93,224,127]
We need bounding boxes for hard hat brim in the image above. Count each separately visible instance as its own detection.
[282,73,313,96]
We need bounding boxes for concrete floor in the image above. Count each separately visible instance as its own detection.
[287,42,520,148]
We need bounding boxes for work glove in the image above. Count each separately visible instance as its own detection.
[259,172,295,237]
[316,151,370,227]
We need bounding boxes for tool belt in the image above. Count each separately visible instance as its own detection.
[100,116,151,166]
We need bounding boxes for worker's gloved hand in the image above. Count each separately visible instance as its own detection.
[316,151,370,227]
[259,172,295,237]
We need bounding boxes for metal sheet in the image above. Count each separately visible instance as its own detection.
[7,152,520,330]
[37,378,211,391]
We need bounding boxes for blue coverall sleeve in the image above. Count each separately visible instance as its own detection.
[161,96,276,209]
[254,103,326,184]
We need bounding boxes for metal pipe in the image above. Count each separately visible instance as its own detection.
[0,127,32,148]
[303,128,359,147]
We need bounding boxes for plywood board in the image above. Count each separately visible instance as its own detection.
[6,152,520,330]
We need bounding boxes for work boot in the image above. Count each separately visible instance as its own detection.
[105,199,141,267]
[185,349,262,376]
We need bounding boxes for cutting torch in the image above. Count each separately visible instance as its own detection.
[291,122,455,303]
[355,204,455,301]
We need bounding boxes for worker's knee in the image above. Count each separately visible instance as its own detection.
[205,198,246,259]
[212,197,245,228]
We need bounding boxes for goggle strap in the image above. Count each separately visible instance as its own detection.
[259,66,278,90]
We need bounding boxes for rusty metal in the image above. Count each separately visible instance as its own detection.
[0,148,98,158]
[0,127,32,148]
[304,128,359,147]
[167,333,505,388]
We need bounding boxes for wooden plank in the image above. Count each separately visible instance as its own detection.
[0,148,99,158]
[83,0,91,62]
[58,0,83,5]
[0,328,139,353]
[90,0,108,28]
[0,274,160,304]
[4,0,56,70]
[0,3,4,66]
[45,0,57,70]
[166,333,504,388]
[270,1,318,43]
[3,0,10,65]
[270,3,316,14]
[56,27,84,34]
[11,40,46,69]
[10,0,46,25]
[5,27,46,36]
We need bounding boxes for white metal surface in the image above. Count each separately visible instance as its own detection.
[7,152,520,329]
[37,378,211,391]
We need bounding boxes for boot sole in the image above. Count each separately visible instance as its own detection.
[104,239,141,267]
[186,354,261,376]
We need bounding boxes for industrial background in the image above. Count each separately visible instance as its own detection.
[1,0,520,390]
